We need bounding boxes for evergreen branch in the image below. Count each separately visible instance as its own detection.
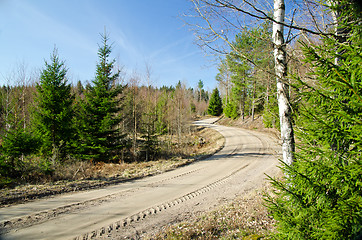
[332,68,362,103]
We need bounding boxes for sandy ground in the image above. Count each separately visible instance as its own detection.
[0,118,281,240]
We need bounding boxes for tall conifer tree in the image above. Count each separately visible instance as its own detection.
[33,49,73,162]
[208,88,223,116]
[76,33,125,162]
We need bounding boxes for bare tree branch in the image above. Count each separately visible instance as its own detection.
[191,0,281,80]
[204,0,335,36]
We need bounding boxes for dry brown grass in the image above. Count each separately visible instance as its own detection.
[52,125,224,181]
[53,158,192,181]
[146,187,276,240]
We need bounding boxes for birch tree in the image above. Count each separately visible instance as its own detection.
[272,0,294,165]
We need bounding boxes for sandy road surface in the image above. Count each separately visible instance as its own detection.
[0,118,280,240]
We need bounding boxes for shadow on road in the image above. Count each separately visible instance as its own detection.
[202,152,273,162]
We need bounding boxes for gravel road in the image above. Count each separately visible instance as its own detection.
[0,118,280,240]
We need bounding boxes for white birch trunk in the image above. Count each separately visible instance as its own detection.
[273,0,295,165]
[328,1,346,65]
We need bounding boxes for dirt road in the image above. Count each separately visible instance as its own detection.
[0,118,280,240]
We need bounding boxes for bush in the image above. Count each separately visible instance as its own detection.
[0,127,40,185]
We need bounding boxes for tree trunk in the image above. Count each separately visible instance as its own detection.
[251,79,256,121]
[177,97,182,143]
[21,87,26,130]
[273,0,295,165]
[266,74,270,108]
[133,88,137,160]
[329,1,347,65]
[241,84,246,120]
[226,64,230,104]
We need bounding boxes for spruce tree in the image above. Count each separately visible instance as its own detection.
[208,88,223,116]
[223,100,238,119]
[266,1,362,239]
[0,124,40,181]
[33,49,73,162]
[76,33,125,162]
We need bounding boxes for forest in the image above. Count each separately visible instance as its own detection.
[0,33,211,187]
[0,0,361,238]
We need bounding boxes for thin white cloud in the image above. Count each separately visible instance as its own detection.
[159,50,200,66]
[149,35,191,59]
[83,3,144,68]
[14,0,97,55]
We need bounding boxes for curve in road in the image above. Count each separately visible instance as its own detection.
[0,118,280,240]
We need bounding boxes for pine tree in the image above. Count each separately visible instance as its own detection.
[197,79,204,101]
[75,33,125,162]
[266,1,362,239]
[208,88,223,116]
[33,49,73,162]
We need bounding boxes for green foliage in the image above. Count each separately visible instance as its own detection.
[223,100,239,119]
[262,110,278,129]
[37,158,55,176]
[33,49,74,161]
[190,102,196,113]
[75,33,125,162]
[1,127,39,159]
[220,21,274,120]
[197,79,209,102]
[208,88,223,116]
[198,79,204,90]
[0,125,40,186]
[266,2,362,239]
[263,95,279,129]
[0,32,212,186]
[0,156,15,187]
[155,91,169,135]
[140,112,160,161]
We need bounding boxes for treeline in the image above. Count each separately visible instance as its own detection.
[0,34,209,186]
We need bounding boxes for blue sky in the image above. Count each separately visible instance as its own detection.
[0,0,218,90]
